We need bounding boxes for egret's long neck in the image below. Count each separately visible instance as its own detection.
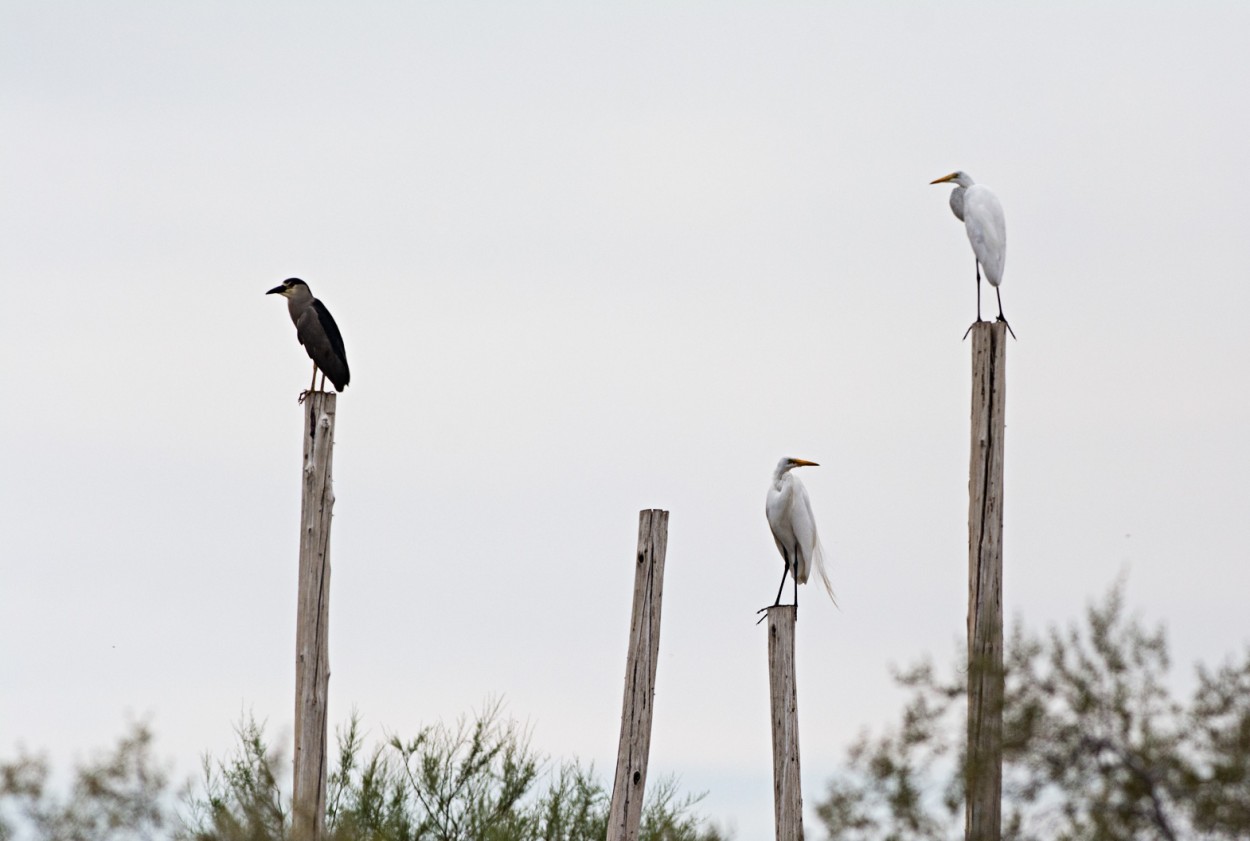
[949,185,967,222]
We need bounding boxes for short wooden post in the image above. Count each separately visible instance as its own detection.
[766,605,804,841]
[965,322,1006,841]
[607,509,669,841]
[292,391,336,841]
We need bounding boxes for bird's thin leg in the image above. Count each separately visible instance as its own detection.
[995,287,1017,340]
[976,262,983,322]
[299,362,318,403]
[963,261,984,341]
[758,560,790,622]
[773,564,788,606]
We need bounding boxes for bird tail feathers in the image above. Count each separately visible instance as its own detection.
[811,543,837,608]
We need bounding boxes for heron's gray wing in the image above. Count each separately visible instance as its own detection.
[295,302,351,390]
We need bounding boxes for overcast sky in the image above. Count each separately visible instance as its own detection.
[3,2,1249,838]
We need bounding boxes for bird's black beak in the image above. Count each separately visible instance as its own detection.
[266,285,286,295]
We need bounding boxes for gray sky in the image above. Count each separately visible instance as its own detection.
[3,2,1249,837]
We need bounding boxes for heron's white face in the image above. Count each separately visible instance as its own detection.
[266,279,309,298]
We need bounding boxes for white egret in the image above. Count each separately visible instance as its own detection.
[930,171,1015,338]
[763,457,836,613]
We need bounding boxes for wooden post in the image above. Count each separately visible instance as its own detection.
[766,605,803,841]
[965,322,1006,841]
[607,509,669,841]
[292,391,336,841]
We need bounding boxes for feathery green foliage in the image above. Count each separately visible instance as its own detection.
[1,703,725,841]
[817,580,1250,841]
[180,699,725,841]
[0,721,168,841]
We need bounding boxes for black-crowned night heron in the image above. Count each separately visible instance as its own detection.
[267,278,350,393]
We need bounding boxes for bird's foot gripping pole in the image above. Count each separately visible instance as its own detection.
[964,266,987,341]
[996,314,1017,340]
[756,601,797,626]
[299,365,326,403]
[996,288,1017,339]
[757,606,797,624]
[757,567,791,623]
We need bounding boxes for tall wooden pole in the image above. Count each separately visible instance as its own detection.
[293,391,336,841]
[607,509,669,841]
[766,605,803,841]
[965,321,1006,841]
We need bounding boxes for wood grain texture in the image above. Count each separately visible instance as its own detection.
[766,605,804,841]
[293,391,336,841]
[607,509,669,841]
[966,322,1006,841]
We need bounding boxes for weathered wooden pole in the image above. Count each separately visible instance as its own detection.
[766,604,804,841]
[292,391,336,841]
[965,321,1006,841]
[607,509,669,841]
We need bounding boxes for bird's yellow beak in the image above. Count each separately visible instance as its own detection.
[792,458,819,468]
[930,172,959,185]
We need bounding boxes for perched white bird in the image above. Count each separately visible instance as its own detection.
[764,457,836,611]
[930,171,1014,338]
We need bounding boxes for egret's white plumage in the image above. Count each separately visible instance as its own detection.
[765,457,836,609]
[931,171,1013,335]
[948,183,966,222]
